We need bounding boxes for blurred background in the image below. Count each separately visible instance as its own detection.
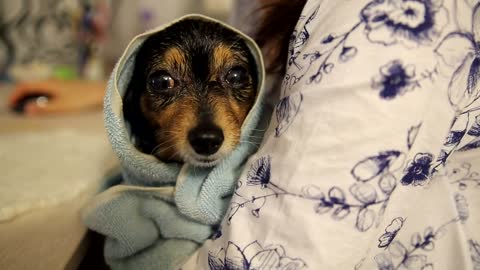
[0,0,236,82]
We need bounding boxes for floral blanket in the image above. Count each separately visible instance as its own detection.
[181,0,480,269]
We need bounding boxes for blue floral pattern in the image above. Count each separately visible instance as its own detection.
[433,2,480,166]
[288,5,320,71]
[435,2,480,112]
[408,123,423,149]
[373,192,469,270]
[351,151,402,182]
[302,22,362,84]
[275,0,450,136]
[227,153,401,231]
[274,93,303,137]
[436,111,480,171]
[401,153,434,186]
[361,0,449,48]
[208,241,307,270]
[246,156,271,187]
[470,240,480,270]
[378,217,406,248]
[226,129,423,231]
[442,161,480,190]
[281,0,448,94]
[372,60,418,99]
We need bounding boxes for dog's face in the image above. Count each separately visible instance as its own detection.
[124,19,258,167]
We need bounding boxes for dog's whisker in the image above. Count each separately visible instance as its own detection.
[239,139,260,143]
[150,138,176,151]
[239,140,261,147]
[154,144,178,155]
[166,149,182,161]
[242,134,265,139]
[248,127,268,132]
[192,165,198,178]
[150,138,178,155]
[161,130,184,135]
[152,136,177,145]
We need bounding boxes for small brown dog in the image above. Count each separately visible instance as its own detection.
[123,19,258,167]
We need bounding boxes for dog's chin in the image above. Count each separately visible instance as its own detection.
[183,154,222,167]
[186,157,222,167]
[182,150,231,168]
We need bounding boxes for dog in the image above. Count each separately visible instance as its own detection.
[123,19,258,167]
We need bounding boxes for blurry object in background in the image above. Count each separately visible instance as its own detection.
[0,0,235,82]
[0,129,114,222]
[0,0,111,82]
[1,0,236,116]
[7,79,106,115]
[105,0,233,63]
[0,0,82,82]
[0,85,118,269]
[203,0,233,20]
[228,0,260,36]
[74,0,111,81]
[8,62,54,82]
[104,0,203,62]
[11,92,51,114]
[136,0,201,31]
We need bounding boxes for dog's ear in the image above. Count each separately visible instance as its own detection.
[122,58,157,154]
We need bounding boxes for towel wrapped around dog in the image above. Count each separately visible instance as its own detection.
[82,14,267,270]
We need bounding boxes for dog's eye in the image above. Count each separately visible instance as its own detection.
[225,66,249,87]
[149,72,175,91]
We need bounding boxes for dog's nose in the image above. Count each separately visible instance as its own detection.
[188,125,224,156]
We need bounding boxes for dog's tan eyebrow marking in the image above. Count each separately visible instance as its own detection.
[153,47,188,75]
[211,43,248,79]
[164,47,186,64]
[212,44,235,66]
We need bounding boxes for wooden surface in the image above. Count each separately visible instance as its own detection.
[0,86,117,270]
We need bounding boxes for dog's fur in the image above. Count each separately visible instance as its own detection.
[123,19,258,167]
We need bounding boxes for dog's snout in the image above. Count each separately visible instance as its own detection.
[188,125,224,156]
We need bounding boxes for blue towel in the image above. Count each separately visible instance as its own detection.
[82,14,267,270]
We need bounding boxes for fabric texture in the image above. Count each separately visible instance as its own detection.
[181,1,480,269]
[82,14,267,270]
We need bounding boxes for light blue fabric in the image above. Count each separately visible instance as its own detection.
[83,14,267,270]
